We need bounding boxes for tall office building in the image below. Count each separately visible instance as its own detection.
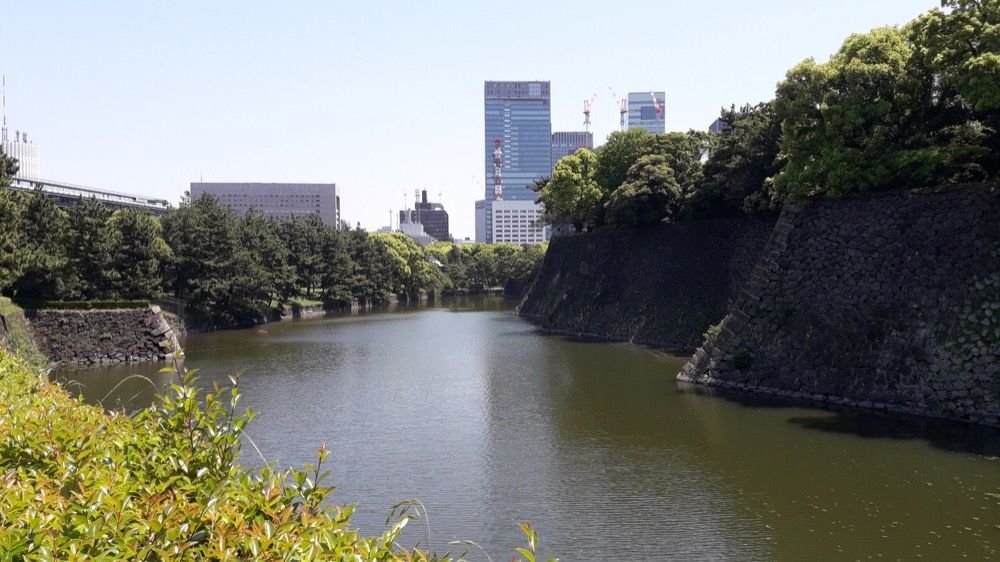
[551,131,594,167]
[627,91,666,134]
[400,190,450,242]
[190,182,340,225]
[484,81,552,243]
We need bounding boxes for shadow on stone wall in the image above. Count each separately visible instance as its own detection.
[680,183,1000,427]
[518,216,777,352]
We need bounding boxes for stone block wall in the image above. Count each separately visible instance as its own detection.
[518,216,777,351]
[26,305,182,365]
[680,184,1000,426]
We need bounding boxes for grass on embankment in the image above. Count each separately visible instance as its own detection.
[0,296,47,368]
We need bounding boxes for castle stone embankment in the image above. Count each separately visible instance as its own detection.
[26,305,181,365]
[679,184,1000,426]
[518,216,777,351]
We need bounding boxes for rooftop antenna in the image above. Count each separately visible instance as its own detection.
[2,75,7,144]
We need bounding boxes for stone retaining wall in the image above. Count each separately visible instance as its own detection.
[679,184,1000,426]
[518,216,777,351]
[26,305,181,365]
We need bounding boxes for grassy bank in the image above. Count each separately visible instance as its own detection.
[0,296,46,368]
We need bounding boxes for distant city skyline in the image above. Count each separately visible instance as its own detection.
[3,0,939,238]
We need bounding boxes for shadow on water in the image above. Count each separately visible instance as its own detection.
[677,382,1000,458]
[529,327,694,355]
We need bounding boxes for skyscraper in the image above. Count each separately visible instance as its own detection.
[627,91,666,134]
[484,81,552,243]
[551,131,594,167]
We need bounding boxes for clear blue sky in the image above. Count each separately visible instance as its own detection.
[4,0,937,238]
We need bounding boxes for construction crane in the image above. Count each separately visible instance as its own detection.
[650,91,662,116]
[582,93,597,132]
[609,87,627,131]
[492,138,504,200]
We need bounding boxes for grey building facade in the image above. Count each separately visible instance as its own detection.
[190,182,339,225]
[551,131,594,167]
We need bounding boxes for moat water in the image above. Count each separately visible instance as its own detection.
[55,297,1000,560]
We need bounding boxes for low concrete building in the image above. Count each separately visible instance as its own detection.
[190,182,340,225]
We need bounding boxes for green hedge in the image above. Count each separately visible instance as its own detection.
[15,299,151,310]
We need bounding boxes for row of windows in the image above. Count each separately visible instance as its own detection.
[216,194,322,200]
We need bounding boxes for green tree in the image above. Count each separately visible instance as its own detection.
[239,209,295,305]
[696,102,784,216]
[103,210,171,299]
[62,198,114,299]
[12,190,69,299]
[910,0,1000,113]
[162,194,268,327]
[605,155,684,226]
[775,24,993,200]
[279,215,326,297]
[318,228,355,305]
[537,148,603,231]
[594,129,653,194]
[0,190,26,294]
[909,0,1000,178]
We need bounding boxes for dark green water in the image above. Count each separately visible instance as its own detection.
[55,298,1000,560]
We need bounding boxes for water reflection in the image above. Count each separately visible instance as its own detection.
[54,298,1000,561]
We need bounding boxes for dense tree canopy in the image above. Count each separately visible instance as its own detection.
[694,102,783,216]
[604,155,683,226]
[0,190,547,327]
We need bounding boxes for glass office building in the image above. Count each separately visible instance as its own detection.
[484,81,552,242]
[551,131,594,167]
[627,91,666,134]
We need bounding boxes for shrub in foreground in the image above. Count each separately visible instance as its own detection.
[0,352,555,560]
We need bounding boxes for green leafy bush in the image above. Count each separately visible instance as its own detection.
[0,351,556,560]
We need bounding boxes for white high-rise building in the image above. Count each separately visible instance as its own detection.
[490,200,549,245]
